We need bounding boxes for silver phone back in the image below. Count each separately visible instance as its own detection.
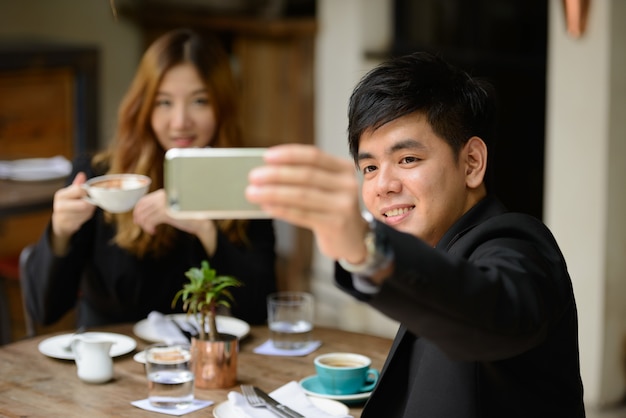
[164,147,270,219]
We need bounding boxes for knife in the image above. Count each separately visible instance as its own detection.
[253,386,305,418]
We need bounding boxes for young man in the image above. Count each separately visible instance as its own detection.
[246,52,585,417]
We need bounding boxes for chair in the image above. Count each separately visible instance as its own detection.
[19,244,36,338]
[0,252,21,344]
[0,257,15,345]
[0,245,37,345]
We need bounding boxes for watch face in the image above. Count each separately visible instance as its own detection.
[364,230,377,259]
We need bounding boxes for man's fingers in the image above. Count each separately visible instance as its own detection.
[247,179,357,212]
[249,163,357,192]
[264,144,355,173]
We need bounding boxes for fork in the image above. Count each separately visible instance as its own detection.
[240,385,294,418]
[63,326,86,352]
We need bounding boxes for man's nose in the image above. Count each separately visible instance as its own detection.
[376,166,402,195]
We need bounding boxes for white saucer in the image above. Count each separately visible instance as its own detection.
[212,396,349,417]
[133,314,250,343]
[38,332,137,360]
[299,374,372,404]
[133,351,146,364]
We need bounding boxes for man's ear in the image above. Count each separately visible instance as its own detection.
[463,136,487,189]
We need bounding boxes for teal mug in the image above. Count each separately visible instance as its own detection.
[314,352,379,395]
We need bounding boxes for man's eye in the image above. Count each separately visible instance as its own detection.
[401,156,420,164]
[362,165,377,174]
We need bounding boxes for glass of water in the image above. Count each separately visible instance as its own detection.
[145,343,194,409]
[267,291,314,350]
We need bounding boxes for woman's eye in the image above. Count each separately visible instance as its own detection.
[154,99,171,107]
[193,96,210,106]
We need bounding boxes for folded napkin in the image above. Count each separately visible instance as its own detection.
[253,339,322,356]
[0,155,71,180]
[228,381,352,418]
[147,311,188,344]
[131,399,212,416]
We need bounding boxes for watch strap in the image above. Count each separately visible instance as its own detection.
[338,212,393,277]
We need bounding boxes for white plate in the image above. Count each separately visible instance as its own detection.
[212,396,349,417]
[38,332,137,360]
[299,374,372,403]
[0,156,71,181]
[132,314,250,343]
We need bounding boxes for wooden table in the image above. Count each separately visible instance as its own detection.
[0,323,392,417]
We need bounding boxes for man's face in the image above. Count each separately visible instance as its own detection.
[358,112,480,247]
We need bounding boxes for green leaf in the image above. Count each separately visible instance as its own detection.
[172,260,243,341]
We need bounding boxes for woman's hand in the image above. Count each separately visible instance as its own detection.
[132,189,170,235]
[50,172,97,255]
[133,189,218,255]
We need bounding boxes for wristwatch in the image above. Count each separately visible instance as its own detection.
[338,212,393,277]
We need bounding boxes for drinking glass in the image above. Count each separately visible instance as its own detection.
[144,343,194,409]
[267,291,314,349]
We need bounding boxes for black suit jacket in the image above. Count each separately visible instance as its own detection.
[336,196,585,418]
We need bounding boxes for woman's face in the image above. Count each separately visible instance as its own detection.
[151,63,217,150]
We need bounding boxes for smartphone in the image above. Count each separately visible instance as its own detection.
[164,147,270,219]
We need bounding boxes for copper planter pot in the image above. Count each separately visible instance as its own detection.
[191,334,238,389]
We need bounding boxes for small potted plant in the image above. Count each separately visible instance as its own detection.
[172,260,242,389]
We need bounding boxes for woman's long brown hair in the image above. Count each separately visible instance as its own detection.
[94,28,247,258]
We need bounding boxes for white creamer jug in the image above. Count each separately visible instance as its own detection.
[71,333,114,383]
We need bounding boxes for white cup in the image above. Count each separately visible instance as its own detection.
[82,174,151,213]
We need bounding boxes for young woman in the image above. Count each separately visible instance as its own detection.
[25,29,277,327]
